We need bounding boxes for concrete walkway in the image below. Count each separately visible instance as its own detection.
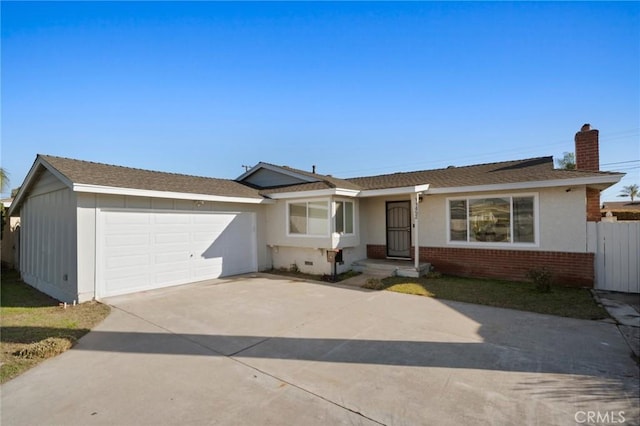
[2,274,639,426]
[594,290,640,360]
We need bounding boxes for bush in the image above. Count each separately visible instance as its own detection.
[527,267,554,293]
[361,278,385,290]
[14,337,74,359]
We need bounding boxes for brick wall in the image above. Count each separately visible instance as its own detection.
[575,124,601,222]
[586,187,602,222]
[574,125,599,172]
[366,244,594,287]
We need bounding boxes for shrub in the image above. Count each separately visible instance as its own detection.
[361,278,385,290]
[527,267,554,293]
[15,337,74,359]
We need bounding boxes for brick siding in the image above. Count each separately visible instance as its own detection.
[575,127,599,172]
[586,187,601,222]
[575,125,601,222]
[366,244,594,287]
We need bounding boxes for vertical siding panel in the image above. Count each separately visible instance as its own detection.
[36,196,43,280]
[608,224,618,292]
[595,222,640,293]
[618,223,634,292]
[54,191,61,289]
[20,187,77,302]
[631,224,640,293]
[596,223,606,289]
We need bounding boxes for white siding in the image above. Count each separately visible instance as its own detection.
[20,187,78,302]
[77,193,97,301]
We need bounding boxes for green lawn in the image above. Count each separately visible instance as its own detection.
[367,275,608,320]
[1,269,111,383]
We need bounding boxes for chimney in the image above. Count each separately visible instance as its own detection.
[574,123,601,222]
[574,123,599,171]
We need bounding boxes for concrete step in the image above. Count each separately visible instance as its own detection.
[352,259,431,278]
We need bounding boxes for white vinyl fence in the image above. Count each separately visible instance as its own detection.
[588,222,640,293]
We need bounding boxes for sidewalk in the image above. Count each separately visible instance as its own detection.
[594,290,640,361]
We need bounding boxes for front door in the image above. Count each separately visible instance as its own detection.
[386,201,411,258]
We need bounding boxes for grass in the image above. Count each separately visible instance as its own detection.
[367,275,609,320]
[1,269,111,383]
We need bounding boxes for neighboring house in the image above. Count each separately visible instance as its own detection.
[1,197,20,269]
[8,124,624,302]
[601,201,640,221]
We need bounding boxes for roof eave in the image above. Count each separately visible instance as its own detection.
[8,155,74,216]
[426,174,625,195]
[358,184,431,198]
[265,188,360,199]
[73,184,273,204]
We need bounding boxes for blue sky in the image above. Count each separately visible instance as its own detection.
[2,1,639,200]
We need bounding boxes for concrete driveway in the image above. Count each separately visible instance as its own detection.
[2,274,639,426]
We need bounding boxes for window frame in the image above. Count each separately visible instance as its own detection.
[334,200,355,235]
[286,199,331,237]
[446,193,539,247]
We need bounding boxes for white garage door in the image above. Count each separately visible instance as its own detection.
[98,210,257,298]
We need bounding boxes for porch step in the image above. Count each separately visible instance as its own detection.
[352,259,431,278]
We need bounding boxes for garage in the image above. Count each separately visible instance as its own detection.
[98,209,257,298]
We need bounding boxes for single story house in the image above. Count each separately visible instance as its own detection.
[9,124,624,302]
[601,201,640,221]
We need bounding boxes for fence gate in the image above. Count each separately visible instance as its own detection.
[590,222,640,293]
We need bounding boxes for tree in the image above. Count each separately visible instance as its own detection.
[0,167,8,194]
[618,184,639,203]
[556,152,576,170]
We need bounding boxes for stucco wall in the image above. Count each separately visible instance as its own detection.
[361,187,589,253]
[271,245,363,275]
[265,197,360,250]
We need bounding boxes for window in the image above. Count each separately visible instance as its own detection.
[288,201,329,236]
[335,201,354,234]
[448,195,536,244]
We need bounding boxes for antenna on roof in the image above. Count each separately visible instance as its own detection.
[241,165,251,172]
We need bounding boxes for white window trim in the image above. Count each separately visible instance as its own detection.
[286,199,331,238]
[446,193,540,247]
[334,200,355,236]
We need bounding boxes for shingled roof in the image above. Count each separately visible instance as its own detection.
[38,155,263,199]
[253,162,362,195]
[346,156,621,190]
[12,154,623,214]
[257,156,621,194]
